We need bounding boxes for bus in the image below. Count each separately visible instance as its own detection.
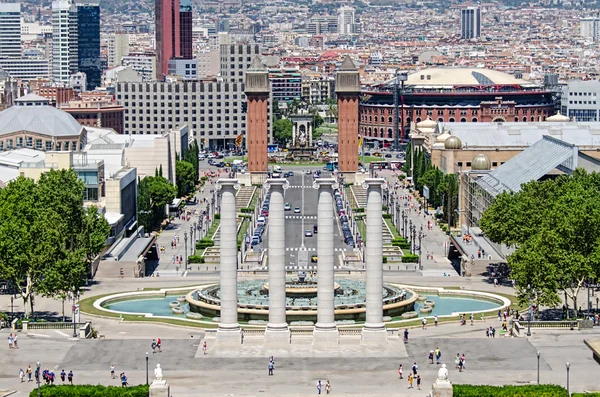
[325,161,338,171]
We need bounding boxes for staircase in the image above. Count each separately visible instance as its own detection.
[350,185,393,243]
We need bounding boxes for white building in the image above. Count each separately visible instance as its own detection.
[580,17,600,41]
[337,6,356,35]
[0,58,50,81]
[461,7,481,39]
[107,33,130,68]
[0,3,21,58]
[561,80,600,122]
[52,0,78,83]
[121,54,155,81]
[168,59,198,80]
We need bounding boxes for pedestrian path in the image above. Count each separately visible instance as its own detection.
[284,264,344,271]
[284,247,347,252]
[285,215,317,219]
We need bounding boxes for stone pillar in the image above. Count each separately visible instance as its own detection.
[265,178,291,345]
[313,178,339,346]
[216,178,242,345]
[335,55,360,175]
[245,56,269,175]
[361,178,387,345]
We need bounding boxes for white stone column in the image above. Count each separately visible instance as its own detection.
[265,178,291,345]
[292,124,297,147]
[312,178,339,345]
[361,178,388,345]
[216,178,242,345]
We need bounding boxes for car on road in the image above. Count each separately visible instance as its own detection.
[257,216,266,225]
[261,209,269,216]
[345,237,355,247]
[305,170,312,175]
[373,152,382,157]
[311,255,318,263]
[294,207,301,213]
[305,230,313,237]
[284,203,291,211]
[287,171,294,177]
[396,154,405,159]
[313,224,318,234]
[384,154,392,158]
[364,152,372,156]
[251,236,260,246]
[340,215,348,223]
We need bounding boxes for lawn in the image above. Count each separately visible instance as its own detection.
[384,217,400,238]
[357,219,366,243]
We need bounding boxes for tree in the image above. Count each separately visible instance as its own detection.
[138,175,177,231]
[273,118,293,146]
[176,160,196,197]
[480,169,600,314]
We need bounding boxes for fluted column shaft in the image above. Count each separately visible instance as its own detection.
[314,179,337,329]
[266,179,288,329]
[217,179,240,330]
[364,178,385,329]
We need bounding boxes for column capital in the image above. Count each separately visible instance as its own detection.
[312,178,338,190]
[216,178,240,192]
[362,178,387,190]
[264,178,290,192]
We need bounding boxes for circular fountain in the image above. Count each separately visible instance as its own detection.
[185,274,417,323]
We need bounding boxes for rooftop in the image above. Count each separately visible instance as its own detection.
[0,105,84,137]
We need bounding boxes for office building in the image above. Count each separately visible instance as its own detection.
[76,4,101,90]
[560,80,600,122]
[301,76,334,104]
[52,0,78,84]
[307,15,337,35]
[337,6,356,35]
[0,58,50,81]
[108,33,130,68]
[268,68,302,103]
[461,7,481,39]
[121,53,156,81]
[60,93,125,134]
[219,42,261,84]
[179,0,192,60]
[0,3,21,58]
[580,16,600,41]
[168,58,197,79]
[155,0,180,79]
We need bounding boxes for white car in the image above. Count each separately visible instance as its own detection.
[284,203,291,211]
[305,230,313,237]
[294,207,301,213]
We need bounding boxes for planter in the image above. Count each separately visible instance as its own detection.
[169,301,180,308]
[417,295,427,302]
[185,312,202,320]
[401,311,418,319]
[424,300,435,307]
[419,306,433,313]
[176,296,187,303]
[171,307,184,315]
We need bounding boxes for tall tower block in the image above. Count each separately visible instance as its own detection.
[335,56,360,174]
[245,56,270,176]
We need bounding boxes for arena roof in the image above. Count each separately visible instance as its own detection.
[405,68,538,88]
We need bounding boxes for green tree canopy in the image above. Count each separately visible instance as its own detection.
[273,118,293,146]
[176,160,196,197]
[138,175,176,232]
[480,169,600,313]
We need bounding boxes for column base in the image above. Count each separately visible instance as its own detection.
[237,172,252,187]
[353,171,368,186]
[264,324,291,346]
[216,324,242,346]
[149,380,170,397]
[312,323,339,346]
[361,323,387,346]
[250,172,268,185]
[431,380,453,397]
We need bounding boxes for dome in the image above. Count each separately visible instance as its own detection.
[436,131,451,144]
[546,112,570,122]
[417,117,437,130]
[444,135,462,150]
[0,105,83,138]
[471,154,491,171]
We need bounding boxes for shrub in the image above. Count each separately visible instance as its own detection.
[240,207,255,213]
[214,213,220,220]
[382,213,392,219]
[196,239,214,249]
[401,254,419,263]
[382,205,388,212]
[382,256,387,263]
[188,255,205,263]
[453,384,567,397]
[352,208,364,213]
[30,384,150,397]
[392,241,411,249]
[200,176,208,181]
[398,174,406,180]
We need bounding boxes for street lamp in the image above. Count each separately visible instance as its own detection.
[537,351,540,384]
[193,222,198,253]
[146,352,149,385]
[36,361,41,397]
[184,232,188,271]
[190,224,194,256]
[566,362,570,395]
[401,209,405,238]
[418,230,423,270]
[527,283,532,337]
[72,288,78,337]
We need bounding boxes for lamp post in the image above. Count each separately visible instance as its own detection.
[72,288,78,337]
[184,232,188,271]
[190,224,194,256]
[418,230,423,270]
[411,225,416,254]
[146,352,149,385]
[404,209,408,239]
[193,222,197,254]
[537,351,540,384]
[36,361,41,397]
[527,283,532,337]
[401,209,405,238]
[566,362,570,396]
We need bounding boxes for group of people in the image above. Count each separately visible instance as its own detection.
[33,368,73,385]
[316,379,331,394]
[151,338,162,353]
[406,362,422,390]
[7,333,19,349]
[454,353,467,372]
[428,347,442,365]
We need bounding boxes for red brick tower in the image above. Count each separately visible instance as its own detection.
[244,56,270,174]
[336,56,360,174]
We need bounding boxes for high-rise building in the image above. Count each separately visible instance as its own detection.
[561,80,600,122]
[580,16,600,41]
[0,3,22,58]
[219,43,261,84]
[461,7,481,39]
[108,33,130,68]
[268,68,302,103]
[76,4,101,90]
[179,0,192,60]
[155,0,180,79]
[52,0,78,84]
[337,6,356,35]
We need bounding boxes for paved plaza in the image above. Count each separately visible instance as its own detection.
[1,165,599,396]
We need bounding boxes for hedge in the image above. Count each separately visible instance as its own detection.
[214,213,220,220]
[392,241,411,249]
[572,394,600,397]
[382,205,388,212]
[188,255,205,263]
[382,256,387,263]
[382,213,392,219]
[401,254,419,263]
[453,384,567,397]
[240,207,254,213]
[200,176,208,181]
[30,384,149,397]
[196,239,214,249]
[352,208,365,213]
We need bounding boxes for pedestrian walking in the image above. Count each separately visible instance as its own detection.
[268,359,274,376]
[407,373,413,389]
[422,317,427,329]
[455,354,460,369]
[461,353,466,369]
[434,315,438,327]
[151,339,157,353]
[110,364,115,379]
[403,328,409,344]
[19,368,24,383]
[202,341,207,355]
[157,337,162,353]
[121,372,128,387]
[486,327,490,337]
[435,347,441,364]
[26,365,32,382]
[13,334,18,349]
[67,370,73,385]
[317,380,322,394]
[470,313,474,326]
[8,333,13,349]
[416,374,421,390]
[60,369,66,384]
[428,350,434,364]
[412,362,418,375]
[491,327,496,337]
[398,364,403,379]
[325,380,331,394]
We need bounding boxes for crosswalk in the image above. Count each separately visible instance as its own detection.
[287,185,311,188]
[284,265,344,271]
[285,215,317,219]
[284,247,347,252]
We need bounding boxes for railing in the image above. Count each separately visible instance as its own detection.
[513,320,576,332]
[339,329,361,336]
[23,321,89,330]
[242,329,265,336]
